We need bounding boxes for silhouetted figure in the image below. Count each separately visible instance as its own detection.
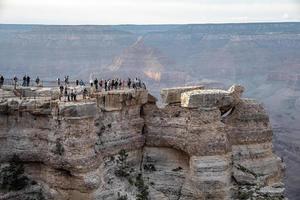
[111,79,115,90]
[107,79,111,91]
[35,76,40,86]
[99,79,103,90]
[80,80,85,86]
[59,85,64,101]
[71,90,74,101]
[57,78,60,86]
[64,87,69,102]
[13,76,18,89]
[104,80,107,91]
[64,76,69,85]
[74,90,77,101]
[26,76,30,87]
[127,78,131,88]
[0,75,4,88]
[22,75,27,87]
[119,79,122,89]
[94,78,98,90]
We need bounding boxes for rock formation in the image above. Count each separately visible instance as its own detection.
[0,85,285,200]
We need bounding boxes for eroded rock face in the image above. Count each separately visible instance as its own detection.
[0,86,285,200]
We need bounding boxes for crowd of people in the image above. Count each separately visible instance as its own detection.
[0,74,147,102]
[88,77,146,92]
[7,75,41,88]
[57,76,146,102]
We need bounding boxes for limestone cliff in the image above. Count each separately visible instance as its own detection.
[0,85,285,200]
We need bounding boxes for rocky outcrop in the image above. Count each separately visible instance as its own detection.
[161,85,204,105]
[181,84,244,114]
[0,85,285,200]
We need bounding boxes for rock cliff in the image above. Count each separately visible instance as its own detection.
[0,85,285,200]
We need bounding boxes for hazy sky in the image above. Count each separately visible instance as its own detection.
[0,0,300,25]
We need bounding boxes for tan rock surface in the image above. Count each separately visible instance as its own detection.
[0,86,285,200]
[161,85,204,105]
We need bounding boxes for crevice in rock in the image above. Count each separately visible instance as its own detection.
[221,106,235,118]
[54,168,73,177]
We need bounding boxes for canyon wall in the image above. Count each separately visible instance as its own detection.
[0,85,285,200]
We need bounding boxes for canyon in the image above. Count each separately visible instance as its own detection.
[1,22,299,199]
[0,85,285,199]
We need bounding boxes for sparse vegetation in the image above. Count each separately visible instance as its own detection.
[143,163,156,172]
[117,192,128,200]
[172,166,183,172]
[53,139,64,156]
[114,150,150,199]
[115,149,130,178]
[135,173,149,200]
[236,164,257,178]
[0,155,29,191]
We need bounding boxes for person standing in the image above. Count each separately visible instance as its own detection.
[26,76,30,87]
[94,78,99,91]
[22,75,27,86]
[64,86,68,102]
[111,79,115,90]
[57,78,60,86]
[35,76,40,86]
[13,75,18,89]
[0,75,4,88]
[70,90,74,101]
[80,80,84,86]
[59,85,64,101]
[99,79,103,91]
[74,90,77,101]
[104,80,107,91]
[76,80,79,86]
[107,79,111,91]
[118,79,122,90]
[127,78,131,88]
[64,76,67,85]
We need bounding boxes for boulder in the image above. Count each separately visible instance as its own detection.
[181,85,245,112]
[161,86,204,105]
[181,89,234,110]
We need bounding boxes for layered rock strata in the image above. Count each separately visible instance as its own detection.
[0,86,285,200]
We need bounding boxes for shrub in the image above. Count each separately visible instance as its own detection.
[143,164,156,172]
[115,149,130,177]
[172,167,183,172]
[117,192,128,200]
[53,139,64,156]
[0,155,29,191]
[135,173,149,200]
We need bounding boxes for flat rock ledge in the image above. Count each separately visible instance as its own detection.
[181,84,245,112]
[160,85,204,105]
